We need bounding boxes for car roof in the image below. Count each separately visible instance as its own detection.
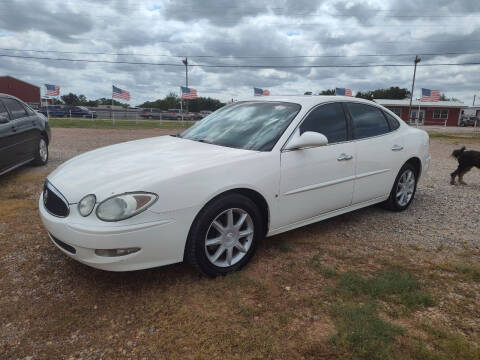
[0,93,24,102]
[237,95,382,108]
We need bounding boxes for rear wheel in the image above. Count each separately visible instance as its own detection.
[384,163,417,211]
[32,136,48,166]
[185,193,264,276]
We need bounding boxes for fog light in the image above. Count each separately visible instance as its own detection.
[94,248,140,257]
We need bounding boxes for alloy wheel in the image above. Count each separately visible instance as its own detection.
[396,169,415,207]
[204,208,254,267]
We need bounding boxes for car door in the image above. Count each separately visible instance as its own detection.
[345,102,405,205]
[278,102,355,227]
[0,99,18,172]
[2,98,36,162]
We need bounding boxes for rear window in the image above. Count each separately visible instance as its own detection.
[0,100,10,120]
[384,112,400,131]
[346,103,390,139]
[3,98,28,119]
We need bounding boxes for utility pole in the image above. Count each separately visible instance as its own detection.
[408,55,421,124]
[473,94,476,106]
[182,57,188,113]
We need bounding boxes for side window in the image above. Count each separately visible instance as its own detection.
[299,103,348,143]
[0,101,10,120]
[3,98,28,120]
[384,112,400,131]
[347,103,390,139]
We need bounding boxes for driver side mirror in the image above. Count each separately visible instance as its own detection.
[285,131,328,150]
[0,115,9,124]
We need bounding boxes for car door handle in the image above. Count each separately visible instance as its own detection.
[391,145,404,151]
[337,153,353,161]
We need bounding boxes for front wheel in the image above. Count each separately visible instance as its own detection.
[185,193,264,276]
[384,164,417,211]
[32,136,48,166]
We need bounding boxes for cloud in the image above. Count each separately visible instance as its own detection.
[0,0,478,105]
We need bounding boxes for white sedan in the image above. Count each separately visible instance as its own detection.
[39,96,430,276]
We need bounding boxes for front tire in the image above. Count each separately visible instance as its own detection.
[185,193,264,277]
[32,136,48,166]
[384,163,417,211]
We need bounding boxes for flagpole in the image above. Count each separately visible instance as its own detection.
[111,86,115,125]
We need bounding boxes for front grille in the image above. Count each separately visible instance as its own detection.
[43,181,69,217]
[50,234,76,254]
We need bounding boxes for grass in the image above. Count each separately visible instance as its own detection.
[49,117,194,129]
[330,302,404,360]
[309,254,338,278]
[336,270,435,310]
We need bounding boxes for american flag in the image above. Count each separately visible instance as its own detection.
[254,87,270,96]
[336,88,352,97]
[45,84,60,97]
[421,88,440,102]
[181,86,198,99]
[112,85,131,101]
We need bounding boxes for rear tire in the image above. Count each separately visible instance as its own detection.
[384,163,417,211]
[32,136,48,166]
[185,193,264,277]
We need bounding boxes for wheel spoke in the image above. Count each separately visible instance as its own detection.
[210,245,225,263]
[227,209,234,229]
[235,242,247,253]
[212,220,226,234]
[239,229,253,238]
[206,236,223,247]
[396,189,403,198]
[226,247,233,266]
[235,213,248,229]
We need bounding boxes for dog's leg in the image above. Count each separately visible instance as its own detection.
[458,167,472,185]
[450,166,461,185]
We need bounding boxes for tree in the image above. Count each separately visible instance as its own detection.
[61,93,81,105]
[439,93,459,102]
[318,89,336,95]
[355,87,410,100]
[138,93,225,112]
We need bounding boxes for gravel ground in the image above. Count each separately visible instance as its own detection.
[1,128,479,359]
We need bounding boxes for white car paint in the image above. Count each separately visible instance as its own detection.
[39,96,430,271]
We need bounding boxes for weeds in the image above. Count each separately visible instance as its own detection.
[330,302,403,360]
[336,270,435,310]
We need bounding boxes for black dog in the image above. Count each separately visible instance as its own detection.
[450,146,480,185]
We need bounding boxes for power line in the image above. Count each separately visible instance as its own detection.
[1,47,480,59]
[1,53,479,68]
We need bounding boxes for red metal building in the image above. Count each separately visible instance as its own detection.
[374,99,465,126]
[0,76,41,108]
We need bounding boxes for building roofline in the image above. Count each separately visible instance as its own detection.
[373,98,466,108]
[0,75,40,89]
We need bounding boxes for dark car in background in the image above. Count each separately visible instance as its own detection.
[459,116,479,127]
[38,105,67,117]
[63,106,97,118]
[140,108,165,119]
[0,93,51,175]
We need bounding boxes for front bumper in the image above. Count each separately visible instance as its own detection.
[39,193,193,271]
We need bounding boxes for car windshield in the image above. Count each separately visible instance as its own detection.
[179,101,301,151]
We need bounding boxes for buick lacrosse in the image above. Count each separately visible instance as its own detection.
[39,96,430,276]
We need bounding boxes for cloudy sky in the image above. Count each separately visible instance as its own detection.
[0,0,479,105]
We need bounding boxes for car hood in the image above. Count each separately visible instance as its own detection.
[47,135,259,203]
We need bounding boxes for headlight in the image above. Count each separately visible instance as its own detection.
[96,192,158,222]
[78,194,96,217]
